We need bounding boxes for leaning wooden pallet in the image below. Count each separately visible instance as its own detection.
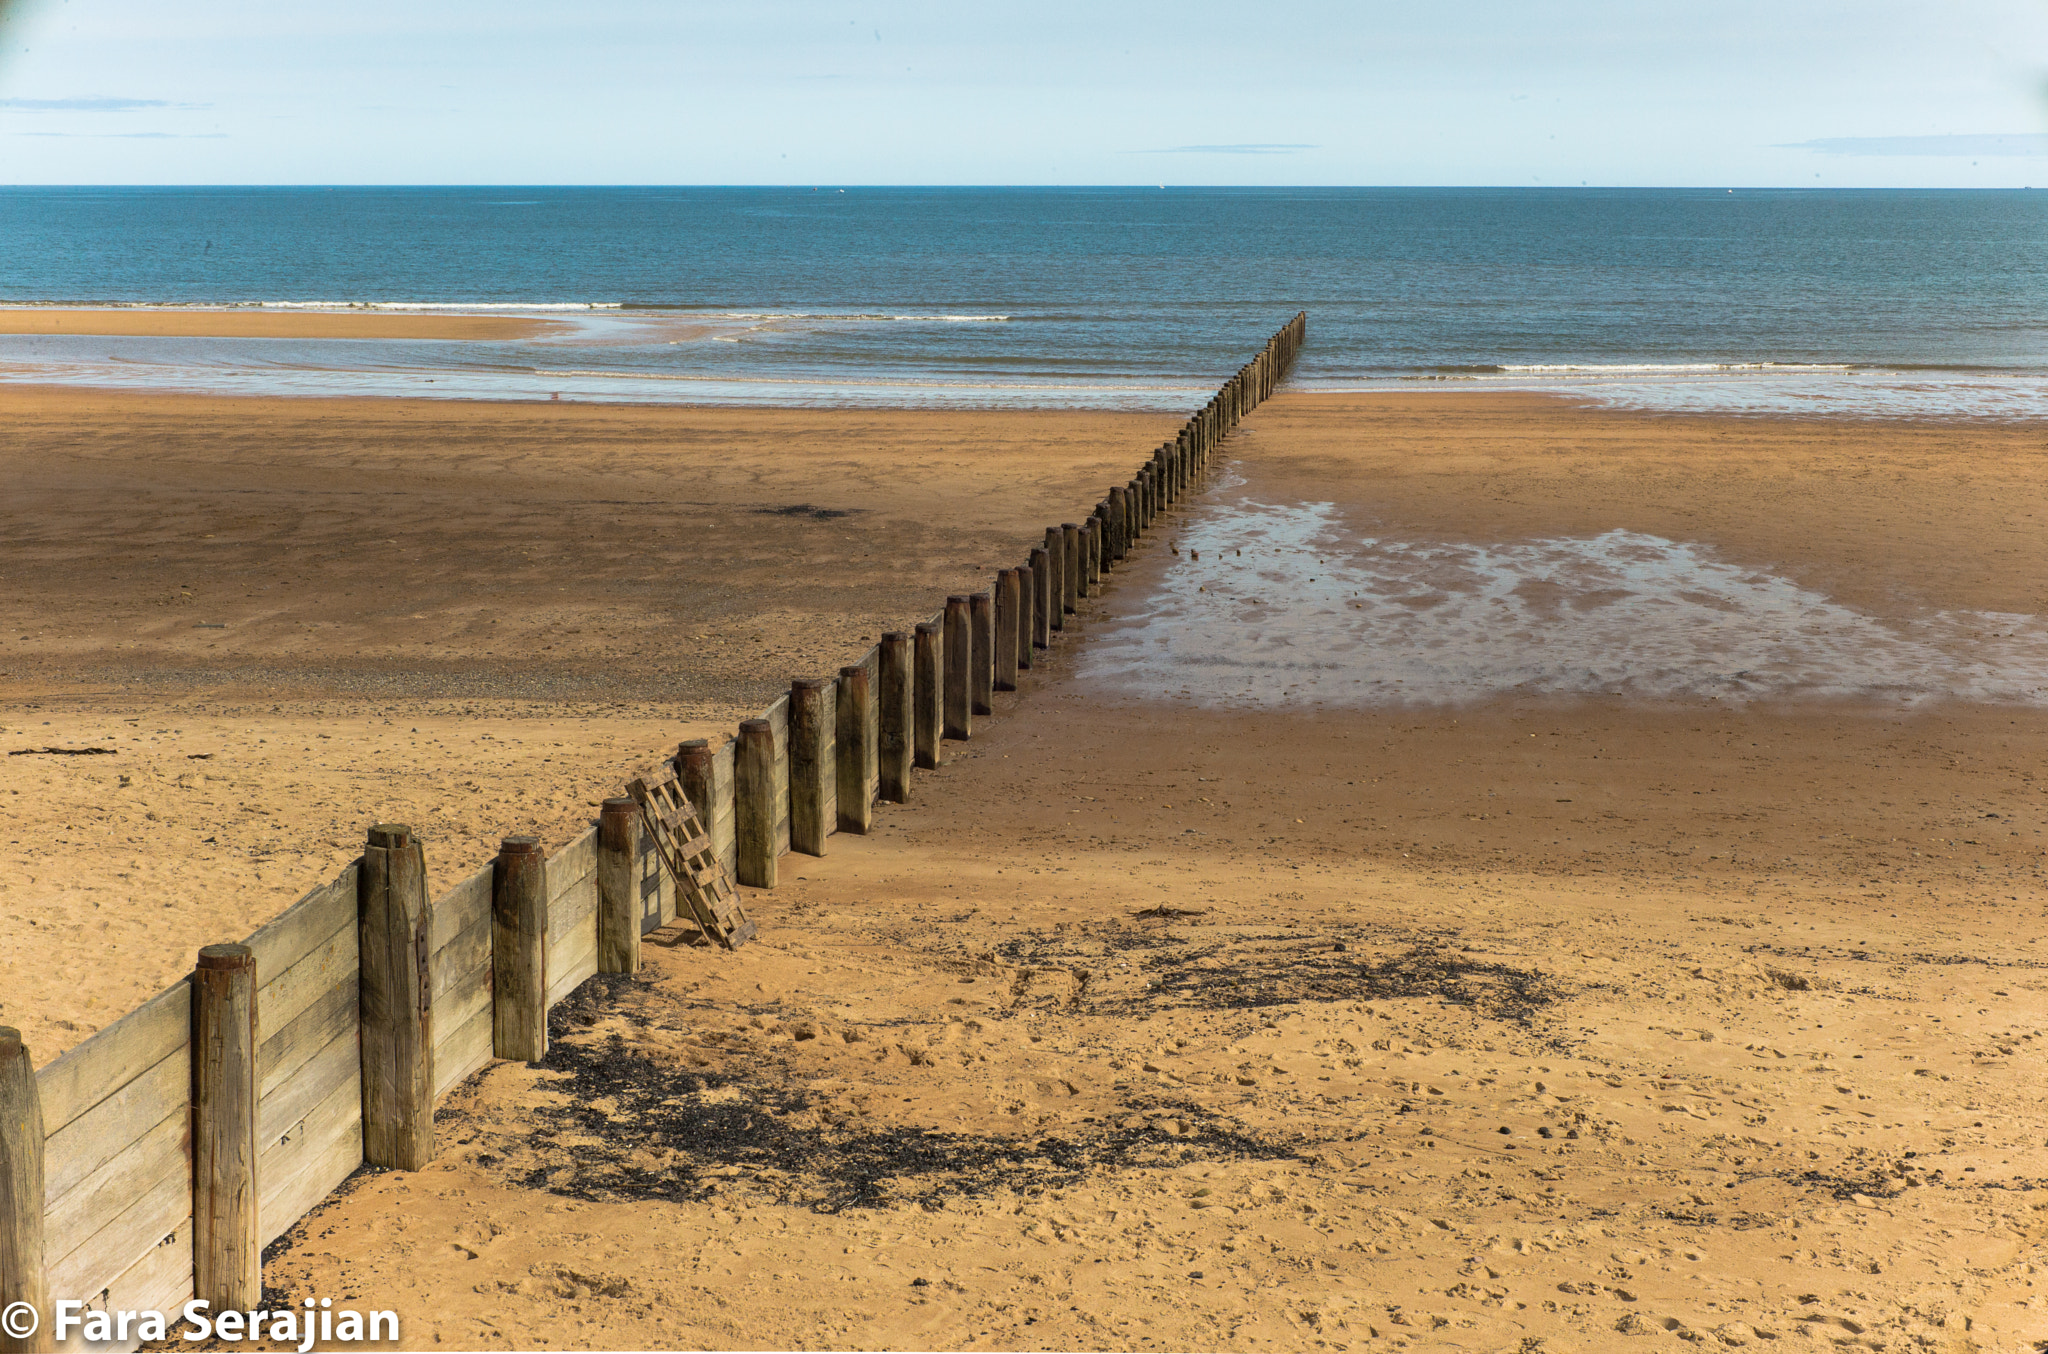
[627,763,758,949]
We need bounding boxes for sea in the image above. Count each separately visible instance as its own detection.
[1,185,2045,418]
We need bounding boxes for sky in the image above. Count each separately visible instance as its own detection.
[1,0,2045,186]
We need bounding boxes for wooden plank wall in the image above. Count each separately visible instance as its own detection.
[37,980,193,1349]
[544,827,600,1010]
[430,863,495,1101]
[632,812,677,937]
[245,865,364,1247]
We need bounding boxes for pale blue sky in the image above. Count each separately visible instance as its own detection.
[1,0,2044,185]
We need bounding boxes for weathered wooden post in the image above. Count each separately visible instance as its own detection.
[1014,563,1035,669]
[492,837,548,1061]
[359,823,433,1170]
[677,738,716,834]
[943,595,972,740]
[1042,527,1065,631]
[993,569,1020,691]
[789,677,834,857]
[193,943,259,1315]
[1107,488,1128,561]
[1029,548,1051,650]
[597,798,640,974]
[970,591,995,716]
[1082,518,1099,592]
[836,664,876,833]
[735,718,778,886]
[1061,524,1081,613]
[913,621,944,768]
[0,1029,47,1354]
[878,632,912,801]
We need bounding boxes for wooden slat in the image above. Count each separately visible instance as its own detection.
[432,964,491,1058]
[257,1025,356,1152]
[547,868,597,946]
[53,1218,192,1354]
[712,739,737,878]
[430,906,491,1001]
[243,860,359,983]
[257,971,357,1097]
[44,1107,184,1284]
[35,979,188,1137]
[44,1046,188,1207]
[47,1141,187,1300]
[545,912,597,1010]
[258,1068,361,1246]
[546,826,598,904]
[428,862,493,952]
[433,1001,494,1101]
[634,819,672,934]
[255,916,356,1043]
[765,695,791,856]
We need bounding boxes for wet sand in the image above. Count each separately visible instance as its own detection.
[0,308,563,341]
[5,389,2046,1349]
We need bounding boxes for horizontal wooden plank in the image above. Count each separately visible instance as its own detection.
[36,978,188,1138]
[432,964,491,1060]
[434,1002,494,1102]
[245,860,359,979]
[428,861,493,952]
[431,906,491,1002]
[258,1024,357,1151]
[547,869,597,946]
[259,1069,362,1247]
[45,1045,187,1208]
[546,826,598,903]
[258,968,357,1098]
[48,1144,188,1302]
[545,914,597,1011]
[256,916,356,1043]
[45,1106,185,1286]
[54,1218,192,1354]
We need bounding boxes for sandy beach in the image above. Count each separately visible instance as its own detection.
[4,387,2045,1349]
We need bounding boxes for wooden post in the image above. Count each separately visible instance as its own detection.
[1082,518,1100,592]
[193,943,259,1316]
[1029,548,1051,649]
[913,621,944,768]
[1061,523,1081,613]
[878,632,913,800]
[836,663,875,833]
[492,837,548,1060]
[1042,528,1065,631]
[1107,488,1127,561]
[1014,564,1035,669]
[677,738,716,834]
[789,677,834,857]
[597,798,639,973]
[0,1029,47,1354]
[969,591,995,716]
[358,823,434,1171]
[735,719,779,886]
[943,595,972,740]
[993,569,1020,692]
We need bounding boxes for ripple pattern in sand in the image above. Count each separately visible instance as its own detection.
[1079,499,2048,709]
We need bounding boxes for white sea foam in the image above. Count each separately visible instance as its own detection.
[1494,362,1855,374]
[701,312,1011,322]
[1079,498,2048,710]
[255,301,623,311]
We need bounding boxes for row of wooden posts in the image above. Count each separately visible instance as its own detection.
[0,311,1305,1354]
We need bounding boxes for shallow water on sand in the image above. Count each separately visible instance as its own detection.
[1078,495,2048,709]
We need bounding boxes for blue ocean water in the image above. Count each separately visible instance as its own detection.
[1,186,2044,415]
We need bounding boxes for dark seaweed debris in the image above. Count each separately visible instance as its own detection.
[1142,942,1566,1023]
[512,978,1303,1214]
[757,503,856,520]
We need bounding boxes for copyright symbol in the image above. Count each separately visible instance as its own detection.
[1,1302,37,1338]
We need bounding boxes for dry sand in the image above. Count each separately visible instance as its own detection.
[0,309,563,341]
[5,389,2046,1350]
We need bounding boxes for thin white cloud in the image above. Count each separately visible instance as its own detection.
[1782,133,2048,156]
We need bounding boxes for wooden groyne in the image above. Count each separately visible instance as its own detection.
[0,312,1305,1353]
